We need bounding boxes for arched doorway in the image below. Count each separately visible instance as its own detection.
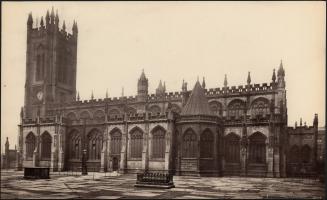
[87,129,103,171]
[110,128,122,171]
[199,129,214,173]
[41,132,52,161]
[112,157,119,171]
[248,132,266,164]
[248,132,267,177]
[224,132,241,176]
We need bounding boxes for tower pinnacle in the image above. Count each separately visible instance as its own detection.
[247,72,251,85]
[202,77,206,89]
[272,69,276,82]
[62,20,66,31]
[27,12,33,28]
[224,74,228,87]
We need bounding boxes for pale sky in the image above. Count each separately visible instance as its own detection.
[1,1,325,152]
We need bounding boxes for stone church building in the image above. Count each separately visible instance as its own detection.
[16,10,322,177]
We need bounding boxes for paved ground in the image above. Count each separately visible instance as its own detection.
[1,170,325,199]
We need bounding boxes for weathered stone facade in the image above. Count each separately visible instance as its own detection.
[16,10,323,178]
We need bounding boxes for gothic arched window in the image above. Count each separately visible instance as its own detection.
[130,128,143,158]
[94,110,105,123]
[126,107,137,115]
[80,111,92,123]
[149,105,161,115]
[249,132,266,164]
[289,145,300,163]
[182,129,197,158]
[225,133,240,163]
[171,104,181,114]
[301,145,311,163]
[26,132,36,160]
[209,101,223,116]
[66,112,78,124]
[69,130,82,160]
[87,129,103,160]
[41,132,52,160]
[251,98,269,117]
[110,129,122,155]
[35,51,45,82]
[152,127,166,159]
[108,109,120,118]
[200,130,214,158]
[228,99,245,119]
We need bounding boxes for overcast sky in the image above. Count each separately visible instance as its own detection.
[1,2,325,152]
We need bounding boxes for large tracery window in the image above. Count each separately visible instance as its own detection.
[251,98,269,117]
[171,104,181,114]
[108,109,120,118]
[57,49,69,84]
[94,110,105,123]
[69,130,82,160]
[110,129,122,155]
[289,145,300,163]
[126,107,137,115]
[26,132,36,160]
[200,130,214,158]
[80,111,92,124]
[41,132,52,160]
[209,101,223,116]
[87,129,103,160]
[225,133,240,163]
[152,127,166,159]
[301,145,311,163]
[36,54,45,81]
[182,129,197,158]
[149,105,161,115]
[130,128,143,158]
[228,100,245,119]
[249,132,266,164]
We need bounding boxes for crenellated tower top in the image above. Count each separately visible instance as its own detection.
[24,9,78,118]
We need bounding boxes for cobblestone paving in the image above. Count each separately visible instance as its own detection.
[1,170,325,199]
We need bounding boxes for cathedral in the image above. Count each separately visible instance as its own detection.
[16,9,322,178]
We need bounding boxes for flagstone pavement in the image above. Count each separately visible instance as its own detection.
[1,170,325,199]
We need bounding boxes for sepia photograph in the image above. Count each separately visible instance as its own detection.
[1,1,326,199]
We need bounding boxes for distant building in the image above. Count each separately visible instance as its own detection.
[15,9,324,178]
[317,127,325,161]
[1,137,17,169]
[286,120,323,177]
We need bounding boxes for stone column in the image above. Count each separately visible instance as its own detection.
[50,134,58,171]
[273,147,280,177]
[197,126,201,175]
[107,126,112,172]
[57,127,65,172]
[142,113,149,172]
[33,146,39,167]
[165,113,173,173]
[176,127,182,176]
[16,125,23,171]
[240,125,248,176]
[100,127,108,172]
[33,118,40,167]
[267,146,274,177]
[119,120,128,174]
[58,148,64,171]
[281,150,286,177]
[213,127,219,176]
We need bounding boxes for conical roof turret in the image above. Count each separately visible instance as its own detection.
[181,80,214,116]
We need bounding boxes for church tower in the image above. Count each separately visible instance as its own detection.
[137,69,148,102]
[24,9,78,118]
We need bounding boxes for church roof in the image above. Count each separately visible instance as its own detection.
[181,80,214,116]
